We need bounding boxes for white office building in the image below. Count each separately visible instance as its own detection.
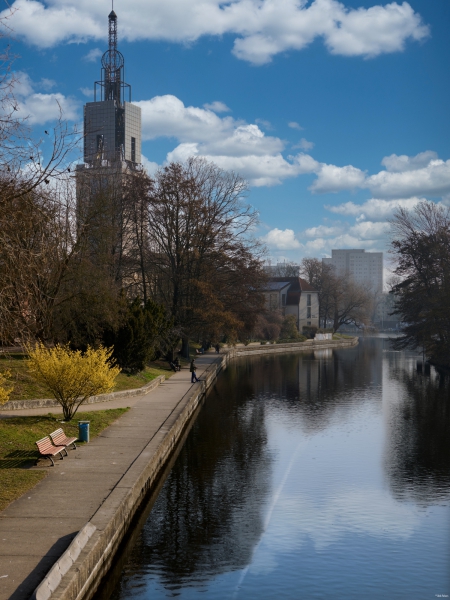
[323,249,383,295]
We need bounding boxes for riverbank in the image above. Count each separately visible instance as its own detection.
[0,338,357,600]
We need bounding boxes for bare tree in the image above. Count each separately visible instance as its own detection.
[300,257,372,331]
[389,202,450,367]
[269,261,300,277]
[146,158,266,354]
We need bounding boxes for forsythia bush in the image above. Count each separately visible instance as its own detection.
[0,369,13,405]
[27,344,121,420]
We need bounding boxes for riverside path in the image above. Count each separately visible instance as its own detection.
[0,353,218,600]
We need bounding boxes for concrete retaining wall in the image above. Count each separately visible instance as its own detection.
[31,338,358,600]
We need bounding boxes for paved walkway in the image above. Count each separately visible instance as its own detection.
[0,353,218,600]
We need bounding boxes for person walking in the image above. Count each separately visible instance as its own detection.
[190,359,199,383]
[215,343,220,354]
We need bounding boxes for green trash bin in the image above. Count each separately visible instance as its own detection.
[78,421,90,443]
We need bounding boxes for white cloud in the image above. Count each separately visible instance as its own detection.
[288,122,304,131]
[255,118,272,130]
[263,228,302,250]
[311,163,367,193]
[324,1,429,58]
[326,197,424,220]
[137,94,315,186]
[349,220,391,239]
[39,78,56,91]
[381,150,438,172]
[203,101,231,113]
[80,87,94,97]
[3,0,429,64]
[366,157,450,198]
[83,48,102,62]
[293,138,314,151]
[305,151,450,199]
[304,224,344,238]
[12,72,79,124]
[141,154,159,176]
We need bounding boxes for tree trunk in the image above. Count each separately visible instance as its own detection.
[181,336,190,359]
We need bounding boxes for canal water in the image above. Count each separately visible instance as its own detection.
[95,336,450,600]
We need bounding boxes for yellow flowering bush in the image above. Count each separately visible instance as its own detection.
[0,370,13,405]
[27,344,120,420]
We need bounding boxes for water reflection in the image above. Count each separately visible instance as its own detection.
[108,378,273,596]
[384,361,450,504]
[96,337,450,600]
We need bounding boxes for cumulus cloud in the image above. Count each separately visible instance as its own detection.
[203,101,231,113]
[293,138,315,151]
[366,157,450,198]
[381,150,438,172]
[12,72,79,124]
[326,197,425,220]
[263,228,302,250]
[304,224,344,238]
[39,78,56,91]
[136,94,316,186]
[311,163,367,193]
[83,48,102,62]
[288,122,304,131]
[80,87,94,97]
[132,93,450,196]
[141,154,159,176]
[305,151,450,199]
[2,0,429,64]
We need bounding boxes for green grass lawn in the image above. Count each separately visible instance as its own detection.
[0,408,129,512]
[0,353,173,402]
[332,333,355,340]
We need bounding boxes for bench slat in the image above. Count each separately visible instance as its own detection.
[35,437,67,466]
[50,429,77,449]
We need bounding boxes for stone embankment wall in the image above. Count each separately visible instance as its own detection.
[0,376,165,412]
[32,338,358,600]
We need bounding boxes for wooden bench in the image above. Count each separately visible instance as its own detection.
[50,428,77,451]
[35,437,67,466]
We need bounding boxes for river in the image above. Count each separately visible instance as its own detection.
[94,335,450,600]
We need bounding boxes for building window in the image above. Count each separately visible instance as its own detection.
[96,134,104,156]
[307,306,311,318]
[131,137,136,162]
[307,294,311,306]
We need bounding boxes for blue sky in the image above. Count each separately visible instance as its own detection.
[3,0,449,273]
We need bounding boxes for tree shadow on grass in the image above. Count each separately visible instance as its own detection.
[0,450,38,469]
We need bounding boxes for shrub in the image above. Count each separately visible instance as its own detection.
[302,325,318,339]
[102,298,174,373]
[0,370,13,405]
[280,315,299,340]
[26,344,120,420]
[254,310,283,341]
[276,335,307,344]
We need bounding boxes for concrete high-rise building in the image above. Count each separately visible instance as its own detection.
[322,249,383,294]
[79,10,141,168]
[76,10,143,284]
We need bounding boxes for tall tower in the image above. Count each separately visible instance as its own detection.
[82,10,141,165]
[76,10,143,284]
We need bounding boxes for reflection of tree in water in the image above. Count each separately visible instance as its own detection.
[240,337,382,433]
[117,369,272,592]
[384,366,450,505]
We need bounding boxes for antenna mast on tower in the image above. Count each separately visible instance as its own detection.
[94,9,131,105]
